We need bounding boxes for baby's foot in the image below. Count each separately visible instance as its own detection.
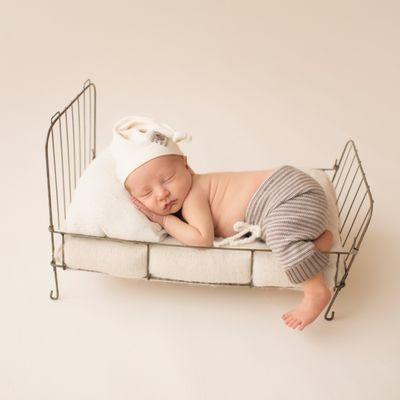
[281,232,333,331]
[282,286,332,331]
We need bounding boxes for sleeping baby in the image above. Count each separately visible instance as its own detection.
[110,116,334,331]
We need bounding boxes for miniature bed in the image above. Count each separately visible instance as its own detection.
[45,80,374,321]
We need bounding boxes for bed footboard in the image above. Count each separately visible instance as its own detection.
[323,139,374,319]
[332,141,373,267]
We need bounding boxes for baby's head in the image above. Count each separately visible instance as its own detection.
[110,116,193,215]
[124,154,194,215]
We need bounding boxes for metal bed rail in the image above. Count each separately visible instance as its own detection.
[45,80,374,321]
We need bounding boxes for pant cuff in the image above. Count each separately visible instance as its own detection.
[284,250,330,285]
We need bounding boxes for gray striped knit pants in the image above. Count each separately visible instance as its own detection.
[245,165,329,284]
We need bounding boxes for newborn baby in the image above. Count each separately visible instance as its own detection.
[111,116,334,331]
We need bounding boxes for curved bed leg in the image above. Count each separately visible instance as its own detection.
[50,265,60,300]
[324,282,345,321]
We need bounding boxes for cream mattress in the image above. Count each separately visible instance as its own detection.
[55,234,344,291]
[54,168,345,291]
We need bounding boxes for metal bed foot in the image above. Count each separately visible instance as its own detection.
[324,282,345,321]
[50,264,60,300]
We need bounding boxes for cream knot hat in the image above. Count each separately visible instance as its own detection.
[110,116,192,186]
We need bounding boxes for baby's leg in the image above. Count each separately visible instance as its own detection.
[314,229,334,253]
[264,188,332,330]
[265,190,331,285]
[281,230,334,330]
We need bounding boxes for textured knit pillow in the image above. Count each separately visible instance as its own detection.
[63,147,167,242]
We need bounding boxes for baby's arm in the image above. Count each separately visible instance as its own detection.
[163,185,214,247]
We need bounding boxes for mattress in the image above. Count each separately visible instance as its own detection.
[54,169,345,291]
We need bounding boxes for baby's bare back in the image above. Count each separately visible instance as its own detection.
[193,169,276,237]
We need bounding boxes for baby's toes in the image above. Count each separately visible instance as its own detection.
[285,316,295,326]
[292,319,303,329]
[288,318,300,328]
[297,322,306,331]
[282,313,292,321]
[282,311,293,320]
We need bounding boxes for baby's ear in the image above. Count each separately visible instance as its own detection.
[182,155,194,174]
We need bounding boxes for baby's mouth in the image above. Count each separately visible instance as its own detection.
[164,200,176,210]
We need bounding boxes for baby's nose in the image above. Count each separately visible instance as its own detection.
[157,188,170,200]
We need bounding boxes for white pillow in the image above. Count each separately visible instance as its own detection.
[63,147,168,242]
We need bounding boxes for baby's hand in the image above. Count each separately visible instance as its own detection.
[130,196,165,226]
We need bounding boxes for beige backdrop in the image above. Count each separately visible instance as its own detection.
[1,1,399,399]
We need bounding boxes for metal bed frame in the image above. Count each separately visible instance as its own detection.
[45,79,374,321]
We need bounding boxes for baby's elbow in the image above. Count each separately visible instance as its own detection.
[199,234,214,247]
[194,226,214,247]
[201,239,214,247]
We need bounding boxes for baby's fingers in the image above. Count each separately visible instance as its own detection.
[131,197,150,215]
[131,196,143,207]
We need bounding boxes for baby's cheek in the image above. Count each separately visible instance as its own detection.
[147,202,160,213]
[143,200,153,210]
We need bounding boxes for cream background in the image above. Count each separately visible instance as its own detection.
[1,1,399,399]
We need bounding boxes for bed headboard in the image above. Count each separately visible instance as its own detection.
[45,79,97,233]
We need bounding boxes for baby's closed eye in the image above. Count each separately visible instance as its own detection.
[163,175,174,182]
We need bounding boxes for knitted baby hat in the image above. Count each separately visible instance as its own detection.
[110,116,192,186]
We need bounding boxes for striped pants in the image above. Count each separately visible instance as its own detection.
[245,165,329,284]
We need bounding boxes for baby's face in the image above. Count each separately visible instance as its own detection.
[125,155,193,215]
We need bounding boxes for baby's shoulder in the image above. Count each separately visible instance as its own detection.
[190,173,212,195]
[186,173,210,200]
